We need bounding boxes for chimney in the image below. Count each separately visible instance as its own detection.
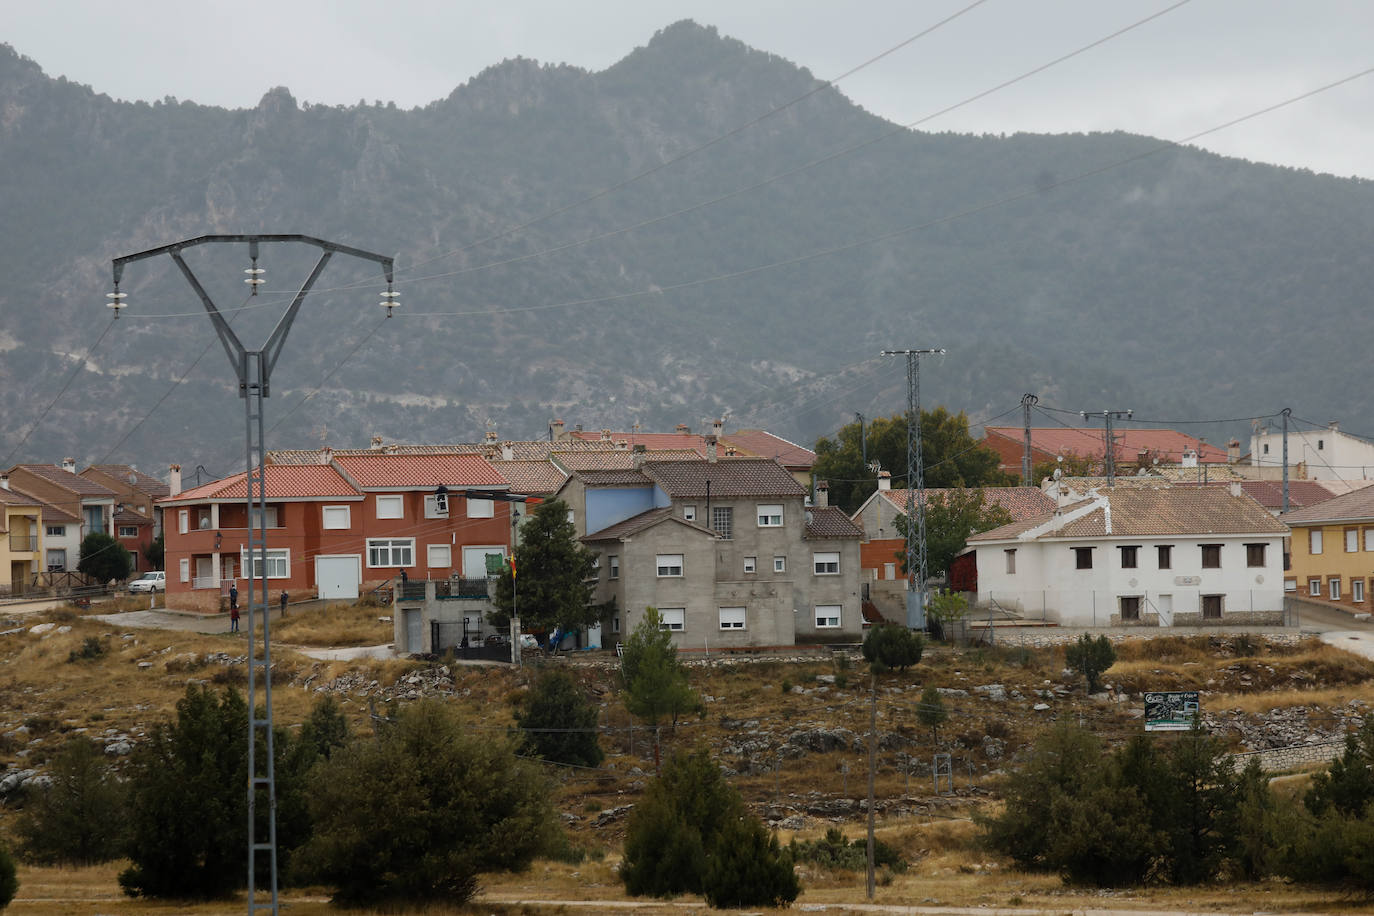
[676,423,690,435]
[485,430,499,444]
[632,443,647,469]
[574,424,583,433]
[370,436,384,450]
[705,435,718,463]
[61,457,76,473]
[877,470,892,491]
[1230,481,1243,497]
[815,480,829,508]
[1181,448,1198,468]
[600,428,612,442]
[501,442,514,461]
[0,474,8,490]
[725,445,738,457]
[320,447,333,465]
[168,464,182,496]
[713,417,723,437]
[1227,438,1240,465]
[614,439,628,451]
[550,418,566,441]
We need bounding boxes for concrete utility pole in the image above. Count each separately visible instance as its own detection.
[1081,408,1132,487]
[1282,407,1291,513]
[1020,393,1038,486]
[881,348,944,629]
[112,235,396,916]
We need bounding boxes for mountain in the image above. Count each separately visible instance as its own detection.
[2,20,1373,476]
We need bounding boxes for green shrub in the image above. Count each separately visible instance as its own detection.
[0,843,16,909]
[515,668,603,768]
[16,736,126,865]
[67,636,105,663]
[1065,634,1116,693]
[702,815,799,908]
[790,827,906,873]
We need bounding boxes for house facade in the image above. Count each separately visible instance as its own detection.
[0,486,43,595]
[968,485,1288,627]
[1281,487,1374,609]
[1250,420,1374,482]
[159,454,518,612]
[81,464,170,566]
[5,461,119,543]
[577,457,864,648]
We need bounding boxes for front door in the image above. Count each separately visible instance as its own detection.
[404,608,423,653]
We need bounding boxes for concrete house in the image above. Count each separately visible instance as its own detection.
[968,485,1288,627]
[0,483,43,595]
[80,464,171,569]
[578,456,864,648]
[5,462,120,581]
[1281,486,1374,609]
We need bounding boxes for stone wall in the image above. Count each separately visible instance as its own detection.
[1232,741,1344,773]
[1172,610,1286,627]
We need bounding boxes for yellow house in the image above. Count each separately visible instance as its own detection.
[0,488,44,596]
[1283,487,1374,609]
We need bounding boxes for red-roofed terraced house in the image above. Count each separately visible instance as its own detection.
[982,427,1229,478]
[159,454,517,613]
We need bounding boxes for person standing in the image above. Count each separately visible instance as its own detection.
[229,583,238,613]
[229,602,240,634]
[279,590,288,616]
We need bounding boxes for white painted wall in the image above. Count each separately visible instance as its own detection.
[1251,425,1374,481]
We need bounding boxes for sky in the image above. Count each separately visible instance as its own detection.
[4,0,1373,179]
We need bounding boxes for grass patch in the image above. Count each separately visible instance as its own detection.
[264,602,394,648]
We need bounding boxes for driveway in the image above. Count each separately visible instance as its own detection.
[1294,600,1374,662]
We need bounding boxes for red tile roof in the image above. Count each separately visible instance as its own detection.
[720,429,816,469]
[1238,480,1334,511]
[1278,485,1374,525]
[552,449,701,471]
[161,466,361,503]
[331,454,508,490]
[805,506,864,539]
[493,460,567,496]
[0,488,43,508]
[86,464,171,498]
[877,487,1054,521]
[984,427,1230,464]
[574,469,654,487]
[582,507,718,541]
[644,458,806,498]
[569,431,710,456]
[10,464,118,497]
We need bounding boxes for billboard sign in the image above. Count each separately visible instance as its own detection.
[1144,691,1200,731]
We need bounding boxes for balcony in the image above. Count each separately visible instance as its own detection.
[7,534,37,552]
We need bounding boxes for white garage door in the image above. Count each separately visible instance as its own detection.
[316,556,360,600]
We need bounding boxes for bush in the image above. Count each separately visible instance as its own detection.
[621,745,795,906]
[67,636,105,663]
[862,624,924,673]
[515,668,604,768]
[292,700,555,907]
[791,827,906,873]
[1065,634,1116,693]
[0,844,15,909]
[16,736,126,865]
[76,532,132,583]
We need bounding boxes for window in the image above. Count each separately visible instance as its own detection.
[1004,549,1017,574]
[609,555,619,579]
[1246,543,1267,567]
[1262,443,1270,454]
[813,552,840,575]
[242,547,289,579]
[1157,545,1172,569]
[815,605,842,628]
[47,549,67,571]
[658,608,685,631]
[612,616,621,633]
[375,495,403,519]
[423,494,449,519]
[45,525,65,538]
[178,510,189,535]
[322,505,351,529]
[683,505,697,522]
[719,607,746,630]
[1119,546,1139,569]
[84,506,105,535]
[366,538,414,567]
[1309,578,1322,596]
[118,526,138,538]
[1356,579,1366,603]
[656,554,684,577]
[1074,547,1093,570]
[757,504,783,527]
[179,557,190,582]
[249,506,278,529]
[1319,439,1325,450]
[1348,528,1361,553]
[1120,596,1141,621]
[1202,595,1223,619]
[744,556,756,574]
[1310,530,1323,554]
[466,497,494,518]
[1331,577,1342,600]
[712,506,733,539]
[1201,544,1221,569]
[427,544,452,568]
[773,556,786,573]
[1365,528,1374,552]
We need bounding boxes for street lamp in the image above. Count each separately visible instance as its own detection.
[111,234,395,916]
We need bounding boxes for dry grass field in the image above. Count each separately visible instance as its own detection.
[4,613,1374,913]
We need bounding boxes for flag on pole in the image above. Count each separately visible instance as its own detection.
[506,555,517,579]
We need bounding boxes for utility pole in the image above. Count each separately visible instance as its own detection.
[1080,408,1132,487]
[856,411,867,469]
[881,348,944,629]
[1282,407,1291,513]
[112,235,396,916]
[1020,393,1038,486]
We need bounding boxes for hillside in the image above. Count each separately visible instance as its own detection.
[3,21,1373,473]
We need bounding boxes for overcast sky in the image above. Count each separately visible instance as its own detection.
[5,0,1373,179]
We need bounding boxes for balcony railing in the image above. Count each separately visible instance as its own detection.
[7,534,38,552]
[437,578,492,600]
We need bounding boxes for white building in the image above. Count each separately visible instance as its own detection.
[968,484,1288,627]
[1250,420,1374,482]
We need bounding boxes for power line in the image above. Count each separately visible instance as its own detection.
[4,318,118,466]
